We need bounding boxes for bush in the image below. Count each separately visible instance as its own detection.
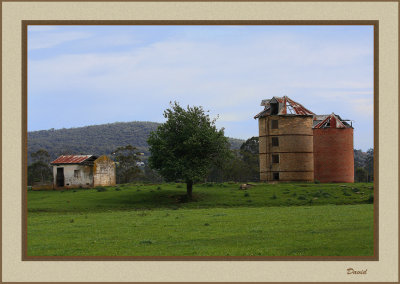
[367,194,374,203]
[314,180,320,184]
[157,186,162,190]
[343,190,351,196]
[96,187,107,192]
[244,192,250,197]
[271,193,277,199]
[176,184,183,188]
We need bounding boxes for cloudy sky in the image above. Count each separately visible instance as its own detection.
[28,25,374,150]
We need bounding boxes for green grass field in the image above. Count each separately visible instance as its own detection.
[27,182,374,256]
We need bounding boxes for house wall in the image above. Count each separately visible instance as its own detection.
[259,115,314,182]
[93,155,116,187]
[313,128,354,183]
[53,164,93,189]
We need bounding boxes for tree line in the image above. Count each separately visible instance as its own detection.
[28,102,373,196]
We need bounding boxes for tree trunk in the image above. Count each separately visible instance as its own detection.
[186,180,193,199]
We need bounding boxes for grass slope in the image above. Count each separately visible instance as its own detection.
[28,182,374,256]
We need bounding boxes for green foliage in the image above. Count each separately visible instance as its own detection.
[365,149,374,181]
[147,102,231,198]
[96,187,107,192]
[354,148,374,182]
[31,149,51,163]
[142,164,164,183]
[112,145,141,184]
[207,136,259,183]
[27,149,52,186]
[355,167,368,183]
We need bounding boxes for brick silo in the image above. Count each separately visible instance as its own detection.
[313,114,354,183]
[255,96,314,182]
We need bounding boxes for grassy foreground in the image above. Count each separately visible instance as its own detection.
[27,182,374,256]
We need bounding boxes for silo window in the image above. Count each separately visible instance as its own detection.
[272,154,279,163]
[273,172,279,180]
[271,120,278,129]
[270,103,278,115]
[272,137,279,146]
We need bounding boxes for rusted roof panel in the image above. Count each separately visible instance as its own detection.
[285,97,315,115]
[255,96,314,118]
[51,155,94,165]
[313,113,348,129]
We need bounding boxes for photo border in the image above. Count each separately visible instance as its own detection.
[21,20,379,262]
[1,0,398,282]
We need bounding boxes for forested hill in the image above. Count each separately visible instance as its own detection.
[28,121,245,164]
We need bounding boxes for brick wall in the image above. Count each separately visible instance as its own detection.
[313,128,354,183]
[259,115,314,182]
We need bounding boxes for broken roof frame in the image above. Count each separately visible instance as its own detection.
[255,96,315,118]
[255,95,353,129]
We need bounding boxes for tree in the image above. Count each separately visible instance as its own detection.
[28,149,52,185]
[239,137,259,182]
[365,148,374,182]
[207,137,259,183]
[355,167,368,182]
[147,102,231,199]
[142,164,164,183]
[112,145,141,184]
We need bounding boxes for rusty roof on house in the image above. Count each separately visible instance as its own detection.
[255,96,315,118]
[50,155,97,165]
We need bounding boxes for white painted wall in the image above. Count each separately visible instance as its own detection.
[52,164,93,188]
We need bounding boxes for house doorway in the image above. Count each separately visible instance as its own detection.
[56,167,64,187]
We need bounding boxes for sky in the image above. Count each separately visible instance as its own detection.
[28,25,374,151]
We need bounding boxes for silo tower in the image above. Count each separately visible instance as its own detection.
[254,96,314,182]
[313,113,354,183]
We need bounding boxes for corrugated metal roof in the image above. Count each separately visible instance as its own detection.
[313,113,349,129]
[255,96,314,118]
[50,155,94,165]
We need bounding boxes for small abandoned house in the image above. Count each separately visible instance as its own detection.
[50,155,116,189]
[254,96,354,183]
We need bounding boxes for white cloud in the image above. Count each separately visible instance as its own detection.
[28,28,373,149]
[28,31,92,50]
[28,26,58,32]
[351,98,374,116]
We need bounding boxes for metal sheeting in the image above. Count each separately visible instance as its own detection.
[313,113,348,129]
[254,96,315,118]
[50,155,93,165]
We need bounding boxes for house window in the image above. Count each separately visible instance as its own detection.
[74,170,80,178]
[271,120,278,129]
[272,154,279,163]
[272,137,279,147]
[273,172,279,180]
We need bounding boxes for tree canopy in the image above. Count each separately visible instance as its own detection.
[147,102,231,198]
[28,149,52,185]
[112,145,142,184]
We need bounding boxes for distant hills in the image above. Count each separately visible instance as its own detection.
[28,121,245,164]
